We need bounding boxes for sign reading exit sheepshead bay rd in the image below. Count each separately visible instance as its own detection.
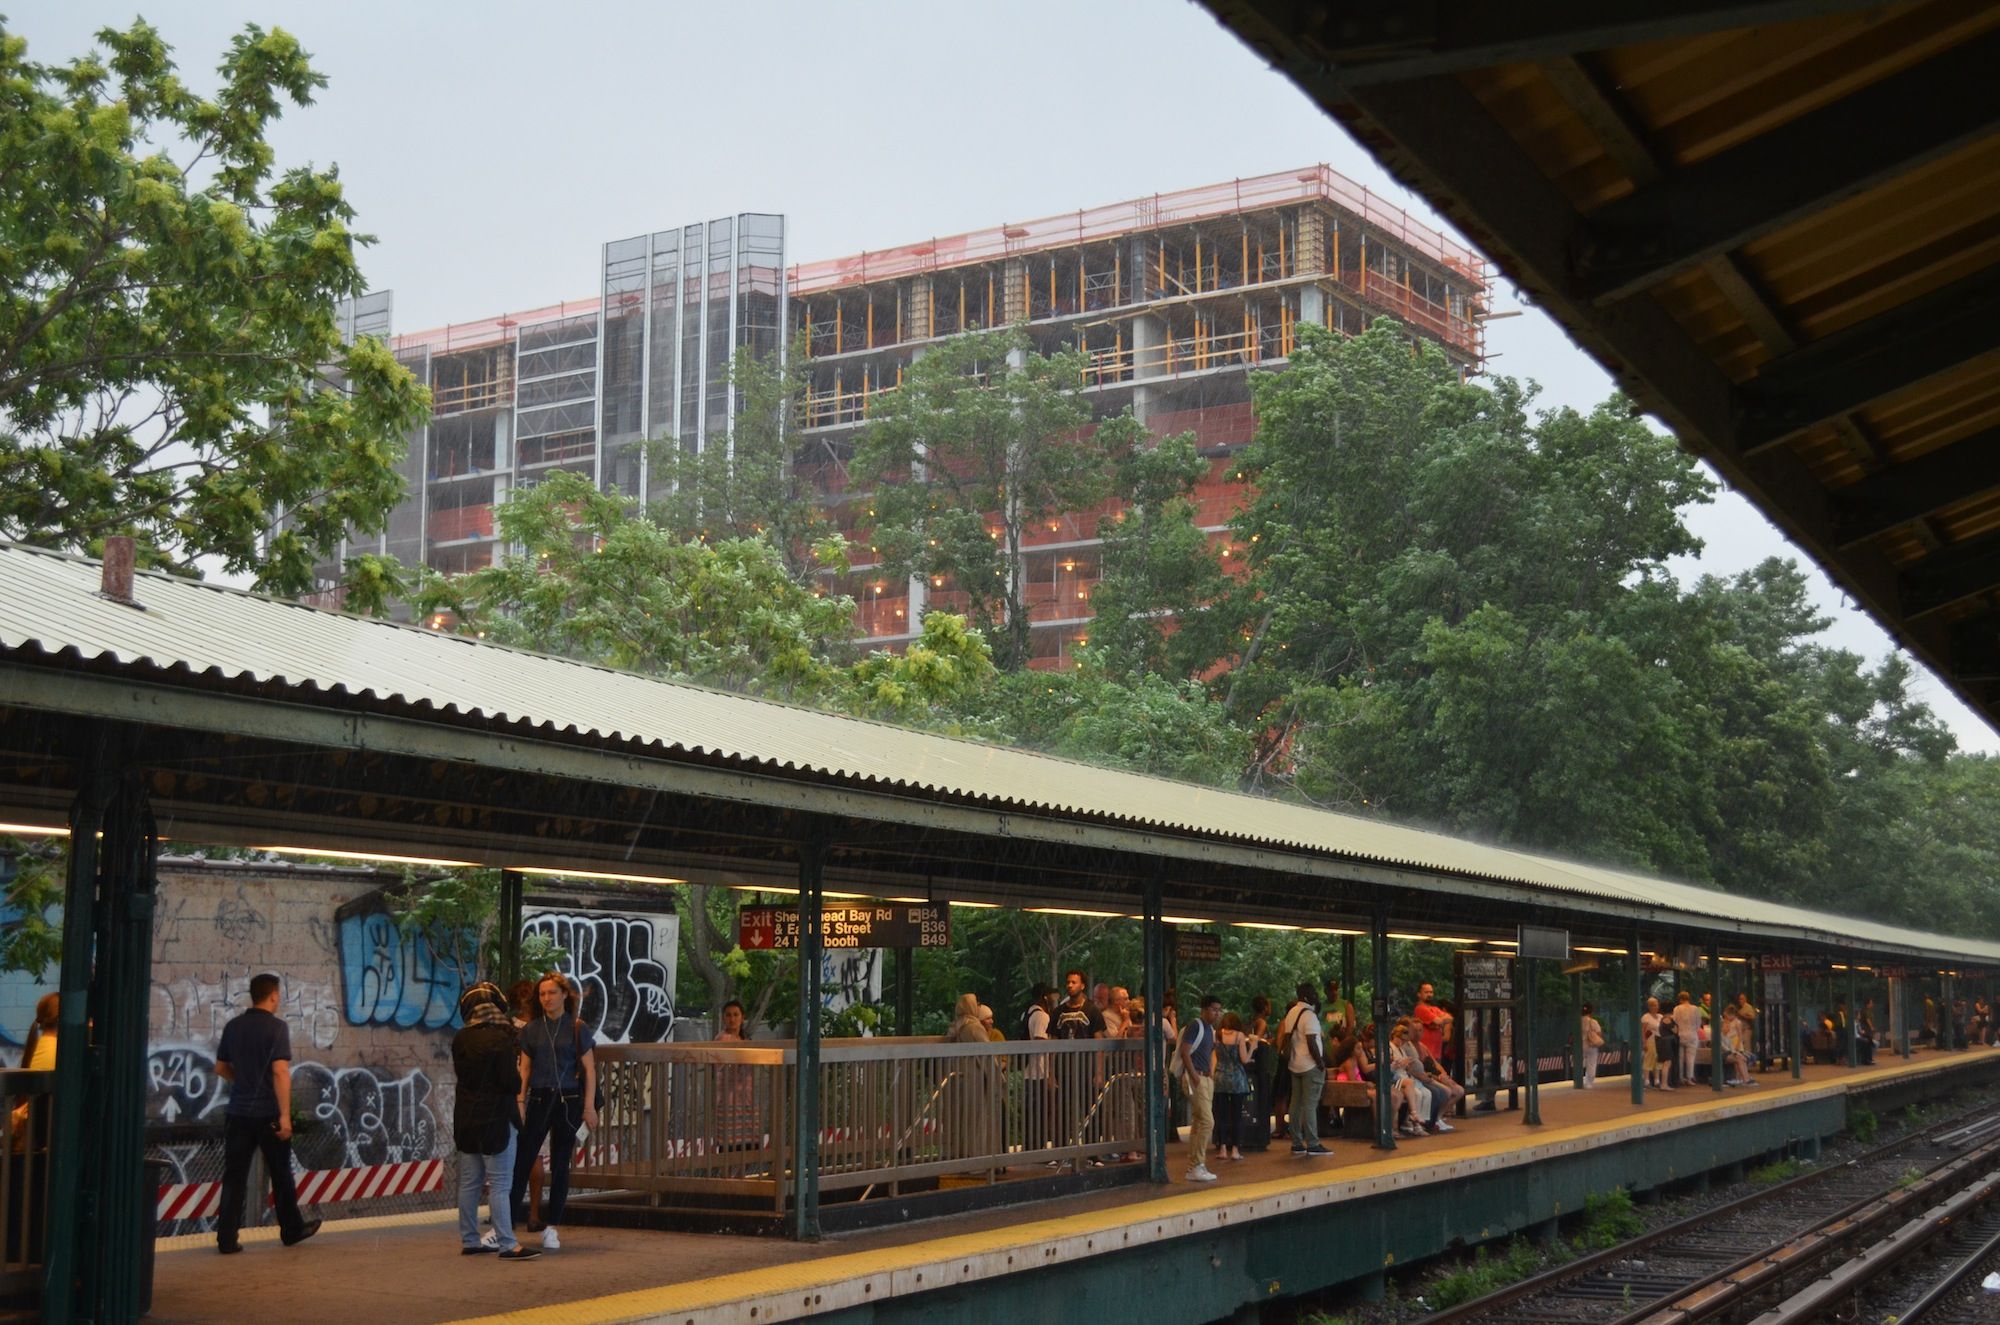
[738,904,950,950]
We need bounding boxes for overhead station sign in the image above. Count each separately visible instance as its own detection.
[738,903,950,951]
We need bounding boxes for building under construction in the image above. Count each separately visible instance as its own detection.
[318,167,1489,664]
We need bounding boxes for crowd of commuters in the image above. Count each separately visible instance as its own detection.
[19,956,1984,1261]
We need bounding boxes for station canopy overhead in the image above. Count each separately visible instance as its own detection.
[1200,1,2000,731]
[1,543,1994,967]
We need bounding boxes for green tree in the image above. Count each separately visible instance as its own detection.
[1086,431,1239,680]
[0,20,428,594]
[389,867,565,991]
[411,470,855,701]
[0,837,64,979]
[851,329,1146,670]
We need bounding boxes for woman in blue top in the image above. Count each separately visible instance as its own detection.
[510,973,597,1251]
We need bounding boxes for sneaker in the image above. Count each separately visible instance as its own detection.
[1185,1166,1218,1182]
[1289,1144,1308,1155]
[462,1244,498,1256]
[541,1226,561,1251]
[1304,1146,1334,1157]
[217,1242,242,1255]
[497,1246,541,1262]
[1433,1121,1456,1133]
[281,1218,321,1248]
[480,1229,499,1250]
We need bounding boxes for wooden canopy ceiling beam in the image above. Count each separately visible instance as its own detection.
[1235,0,1890,88]
[1736,261,2000,456]
[1833,424,2000,547]
[1901,528,2000,620]
[1572,30,2000,305]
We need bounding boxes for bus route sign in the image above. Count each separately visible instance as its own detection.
[737,904,950,951]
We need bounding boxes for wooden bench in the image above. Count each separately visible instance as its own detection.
[1322,1080,1375,1136]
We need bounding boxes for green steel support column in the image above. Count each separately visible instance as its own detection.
[1709,939,1724,1092]
[1142,870,1167,1184]
[1342,935,1356,1013]
[791,830,827,1241]
[1788,964,1803,1080]
[42,764,109,1325]
[1898,977,1910,1059]
[1630,929,1645,1108]
[499,868,525,987]
[95,775,158,1325]
[894,948,914,1038]
[1523,952,1541,1126]
[1372,899,1395,1150]
[1943,975,1955,1051]
[1846,966,1860,1068]
[1570,972,1584,1089]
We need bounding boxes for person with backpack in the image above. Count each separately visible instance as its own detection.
[1178,995,1223,1181]
[510,972,597,1252]
[1276,982,1333,1157]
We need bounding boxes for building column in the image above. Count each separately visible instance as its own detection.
[1129,312,1168,426]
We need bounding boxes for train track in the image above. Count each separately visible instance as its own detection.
[1749,1169,2000,1324]
[1421,1107,2000,1325]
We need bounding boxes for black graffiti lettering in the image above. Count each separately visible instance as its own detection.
[523,911,677,1043]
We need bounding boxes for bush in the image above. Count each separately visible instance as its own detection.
[1578,1187,1644,1249]
[1848,1103,1878,1144]
[1425,1239,1541,1309]
[1747,1158,1802,1185]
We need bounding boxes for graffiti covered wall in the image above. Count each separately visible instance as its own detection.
[523,906,678,1043]
[144,859,451,1228]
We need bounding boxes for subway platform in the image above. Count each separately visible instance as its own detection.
[150,1047,2000,1325]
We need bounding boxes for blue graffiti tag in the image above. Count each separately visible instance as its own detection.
[335,911,463,1029]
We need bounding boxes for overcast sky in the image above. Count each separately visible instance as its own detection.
[22,0,1996,752]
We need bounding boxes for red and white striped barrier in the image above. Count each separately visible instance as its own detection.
[156,1159,444,1222]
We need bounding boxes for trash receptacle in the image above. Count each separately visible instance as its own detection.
[140,1157,169,1316]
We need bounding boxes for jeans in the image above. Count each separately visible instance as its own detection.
[1582,1044,1600,1088]
[216,1114,306,1248]
[512,1090,580,1227]
[458,1135,518,1252]
[1185,1074,1214,1171]
[1288,1068,1324,1149]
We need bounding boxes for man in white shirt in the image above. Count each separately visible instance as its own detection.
[1671,990,1704,1087]
[1279,981,1332,1157]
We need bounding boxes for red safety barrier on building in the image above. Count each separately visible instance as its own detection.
[157,1158,446,1222]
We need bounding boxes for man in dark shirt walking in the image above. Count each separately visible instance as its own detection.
[214,972,318,1254]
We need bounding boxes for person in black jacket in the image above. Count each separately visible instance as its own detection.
[453,982,538,1261]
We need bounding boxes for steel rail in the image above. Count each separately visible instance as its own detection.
[1612,1137,2000,1325]
[1745,1172,2000,1325]
[1419,1107,2000,1325]
[1894,1211,2000,1324]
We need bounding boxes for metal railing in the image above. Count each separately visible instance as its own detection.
[0,1070,53,1291]
[572,1039,1146,1213]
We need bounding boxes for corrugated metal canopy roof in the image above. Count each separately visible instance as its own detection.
[1198,0,2000,738]
[0,542,1993,965]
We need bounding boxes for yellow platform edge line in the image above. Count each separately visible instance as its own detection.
[425,1049,1989,1325]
